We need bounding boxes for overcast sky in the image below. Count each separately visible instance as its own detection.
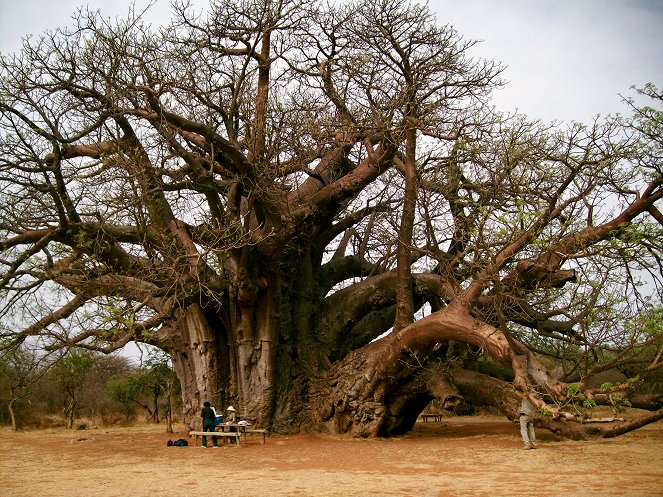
[1,0,662,124]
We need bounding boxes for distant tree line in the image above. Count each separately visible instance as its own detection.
[0,344,180,431]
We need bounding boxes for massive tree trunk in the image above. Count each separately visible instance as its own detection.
[308,302,514,436]
[162,304,224,425]
[306,299,661,439]
[162,297,280,428]
[162,250,314,430]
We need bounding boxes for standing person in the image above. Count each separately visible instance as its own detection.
[519,394,537,450]
[200,401,218,448]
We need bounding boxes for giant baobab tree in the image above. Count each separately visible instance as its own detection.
[1,0,662,438]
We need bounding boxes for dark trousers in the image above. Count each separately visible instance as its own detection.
[202,420,218,447]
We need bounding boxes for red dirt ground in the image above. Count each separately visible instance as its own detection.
[1,414,662,497]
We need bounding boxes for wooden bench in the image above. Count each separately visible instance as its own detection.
[421,414,443,422]
[241,428,268,444]
[188,431,241,447]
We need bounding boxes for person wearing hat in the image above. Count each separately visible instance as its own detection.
[225,406,238,443]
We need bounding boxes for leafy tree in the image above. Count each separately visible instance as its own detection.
[52,352,94,428]
[105,375,144,421]
[144,352,180,432]
[0,342,55,430]
[106,350,179,431]
[0,0,661,438]
[80,353,135,423]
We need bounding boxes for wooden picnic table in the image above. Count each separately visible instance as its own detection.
[189,422,268,447]
[219,422,268,444]
[188,430,240,447]
[421,413,443,422]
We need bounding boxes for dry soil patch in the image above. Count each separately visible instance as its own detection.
[1,415,662,497]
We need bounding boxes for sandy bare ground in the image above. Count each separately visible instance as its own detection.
[1,414,662,497]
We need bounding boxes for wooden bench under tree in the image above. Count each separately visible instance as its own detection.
[188,431,241,447]
[241,428,268,444]
[421,414,443,422]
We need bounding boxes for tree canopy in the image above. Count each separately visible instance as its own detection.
[1,0,662,437]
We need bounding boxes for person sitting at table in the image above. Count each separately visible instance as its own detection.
[225,406,238,443]
[200,401,218,448]
[226,405,237,423]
